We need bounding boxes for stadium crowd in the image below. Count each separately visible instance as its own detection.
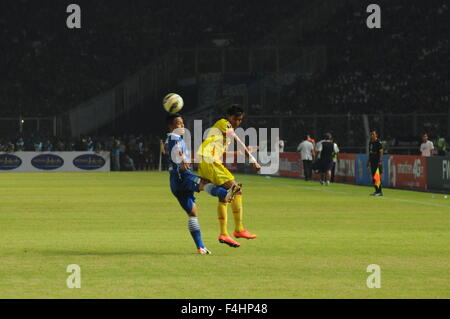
[269,0,449,148]
[0,0,303,118]
[282,0,449,116]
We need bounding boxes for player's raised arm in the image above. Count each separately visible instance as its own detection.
[229,131,261,171]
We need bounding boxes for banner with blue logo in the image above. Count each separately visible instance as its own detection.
[354,154,390,186]
[0,152,110,172]
[0,153,23,170]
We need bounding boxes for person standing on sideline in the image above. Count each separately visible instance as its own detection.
[277,137,285,153]
[112,139,121,171]
[420,133,434,157]
[297,135,315,181]
[331,139,340,182]
[436,136,447,156]
[316,133,338,186]
[367,129,384,196]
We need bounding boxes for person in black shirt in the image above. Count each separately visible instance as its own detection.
[316,133,338,186]
[367,129,384,196]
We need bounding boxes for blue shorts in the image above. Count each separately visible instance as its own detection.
[173,191,196,214]
[170,171,201,214]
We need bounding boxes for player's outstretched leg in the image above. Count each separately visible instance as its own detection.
[188,211,211,254]
[177,194,211,254]
[202,181,240,203]
[201,179,227,196]
[232,192,257,240]
[198,178,240,247]
[221,181,257,241]
[217,201,240,247]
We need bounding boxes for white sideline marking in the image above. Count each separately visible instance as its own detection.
[381,197,450,209]
[250,177,450,209]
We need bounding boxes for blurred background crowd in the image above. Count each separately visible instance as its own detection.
[0,0,448,162]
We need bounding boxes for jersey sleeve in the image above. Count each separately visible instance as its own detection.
[179,139,190,162]
[214,119,229,133]
[167,137,184,163]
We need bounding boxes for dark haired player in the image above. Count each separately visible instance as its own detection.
[165,113,241,254]
[197,104,260,248]
[315,133,338,186]
[367,129,384,196]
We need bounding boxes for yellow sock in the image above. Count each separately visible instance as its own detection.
[217,202,228,236]
[231,194,244,233]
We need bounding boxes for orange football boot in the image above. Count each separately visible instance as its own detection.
[233,229,257,239]
[218,235,240,247]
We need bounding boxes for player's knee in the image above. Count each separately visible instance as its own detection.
[187,202,198,216]
[188,207,198,217]
[198,178,209,190]
[221,180,236,190]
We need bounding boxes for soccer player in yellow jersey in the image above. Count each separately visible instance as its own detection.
[197,104,261,248]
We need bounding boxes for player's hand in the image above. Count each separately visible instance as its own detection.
[181,162,190,171]
[252,162,261,171]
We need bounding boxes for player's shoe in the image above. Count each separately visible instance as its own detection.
[233,229,257,240]
[224,183,242,203]
[374,192,383,197]
[370,192,383,196]
[326,181,330,186]
[218,235,240,248]
[197,247,212,255]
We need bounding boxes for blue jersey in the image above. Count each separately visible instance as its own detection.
[165,133,200,195]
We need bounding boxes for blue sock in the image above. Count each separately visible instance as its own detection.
[204,183,228,199]
[188,216,205,249]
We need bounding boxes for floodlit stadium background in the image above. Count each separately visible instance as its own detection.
[0,0,449,298]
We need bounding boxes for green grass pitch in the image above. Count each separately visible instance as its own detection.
[1,171,449,299]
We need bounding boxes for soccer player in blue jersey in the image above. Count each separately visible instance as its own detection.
[165,113,241,255]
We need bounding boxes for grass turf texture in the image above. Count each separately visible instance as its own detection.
[1,172,449,299]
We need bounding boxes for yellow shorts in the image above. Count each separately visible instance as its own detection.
[198,159,235,186]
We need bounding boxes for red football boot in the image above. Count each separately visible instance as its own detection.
[233,229,257,239]
[218,235,240,247]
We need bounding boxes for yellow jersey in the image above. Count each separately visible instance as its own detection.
[197,118,234,162]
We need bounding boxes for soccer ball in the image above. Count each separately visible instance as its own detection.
[163,93,184,113]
